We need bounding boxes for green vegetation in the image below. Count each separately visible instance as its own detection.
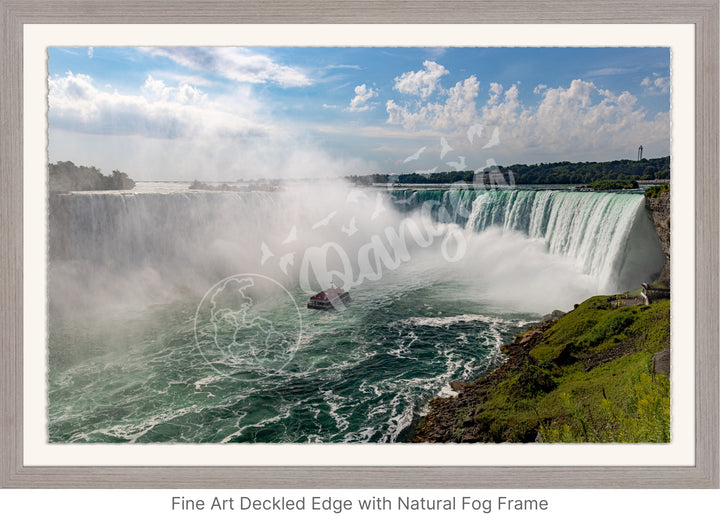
[189,180,239,191]
[502,156,669,185]
[539,360,670,442]
[49,161,135,192]
[521,297,668,442]
[528,295,654,363]
[584,179,638,190]
[425,295,670,443]
[350,156,670,186]
[346,173,390,185]
[644,182,670,199]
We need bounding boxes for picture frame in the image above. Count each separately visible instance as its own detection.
[1,0,717,489]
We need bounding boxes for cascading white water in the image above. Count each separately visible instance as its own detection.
[396,188,665,294]
[49,184,665,314]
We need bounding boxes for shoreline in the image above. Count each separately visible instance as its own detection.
[409,292,670,443]
[408,189,671,443]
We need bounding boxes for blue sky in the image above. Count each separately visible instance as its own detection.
[48,46,671,181]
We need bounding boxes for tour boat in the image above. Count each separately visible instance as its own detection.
[307,283,352,311]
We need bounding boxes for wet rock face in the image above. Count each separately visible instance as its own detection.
[645,191,670,284]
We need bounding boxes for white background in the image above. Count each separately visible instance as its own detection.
[24,22,697,469]
[1,489,719,523]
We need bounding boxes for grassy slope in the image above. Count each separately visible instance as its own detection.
[414,294,670,443]
[526,295,669,442]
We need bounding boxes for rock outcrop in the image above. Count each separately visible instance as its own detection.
[411,293,671,443]
[412,321,554,443]
[644,190,670,285]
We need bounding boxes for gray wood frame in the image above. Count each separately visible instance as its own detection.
[1,0,717,488]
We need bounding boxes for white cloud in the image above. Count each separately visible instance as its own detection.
[346,84,378,112]
[488,82,503,104]
[642,73,670,94]
[48,71,375,180]
[426,76,480,129]
[385,74,669,162]
[155,72,215,87]
[655,78,670,92]
[49,71,270,140]
[325,64,362,70]
[176,83,207,105]
[483,79,668,158]
[140,47,312,87]
[142,75,172,101]
[393,60,449,99]
[586,67,633,77]
[386,76,479,131]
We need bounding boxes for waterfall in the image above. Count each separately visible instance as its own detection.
[49,190,281,268]
[48,189,293,310]
[48,185,665,313]
[389,188,665,293]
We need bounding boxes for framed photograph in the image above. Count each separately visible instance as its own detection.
[1,1,717,489]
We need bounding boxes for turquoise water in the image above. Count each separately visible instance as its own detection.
[49,275,532,443]
[47,184,663,443]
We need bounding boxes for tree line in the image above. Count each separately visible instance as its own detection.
[348,156,670,186]
[49,161,136,192]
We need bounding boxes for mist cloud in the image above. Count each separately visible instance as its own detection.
[48,71,374,180]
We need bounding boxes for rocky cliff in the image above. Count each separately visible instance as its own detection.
[411,294,671,443]
[412,320,556,443]
[644,189,670,285]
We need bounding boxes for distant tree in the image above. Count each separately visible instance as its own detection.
[361,156,671,186]
[586,179,638,190]
[640,166,657,180]
[48,161,135,192]
[110,170,136,190]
